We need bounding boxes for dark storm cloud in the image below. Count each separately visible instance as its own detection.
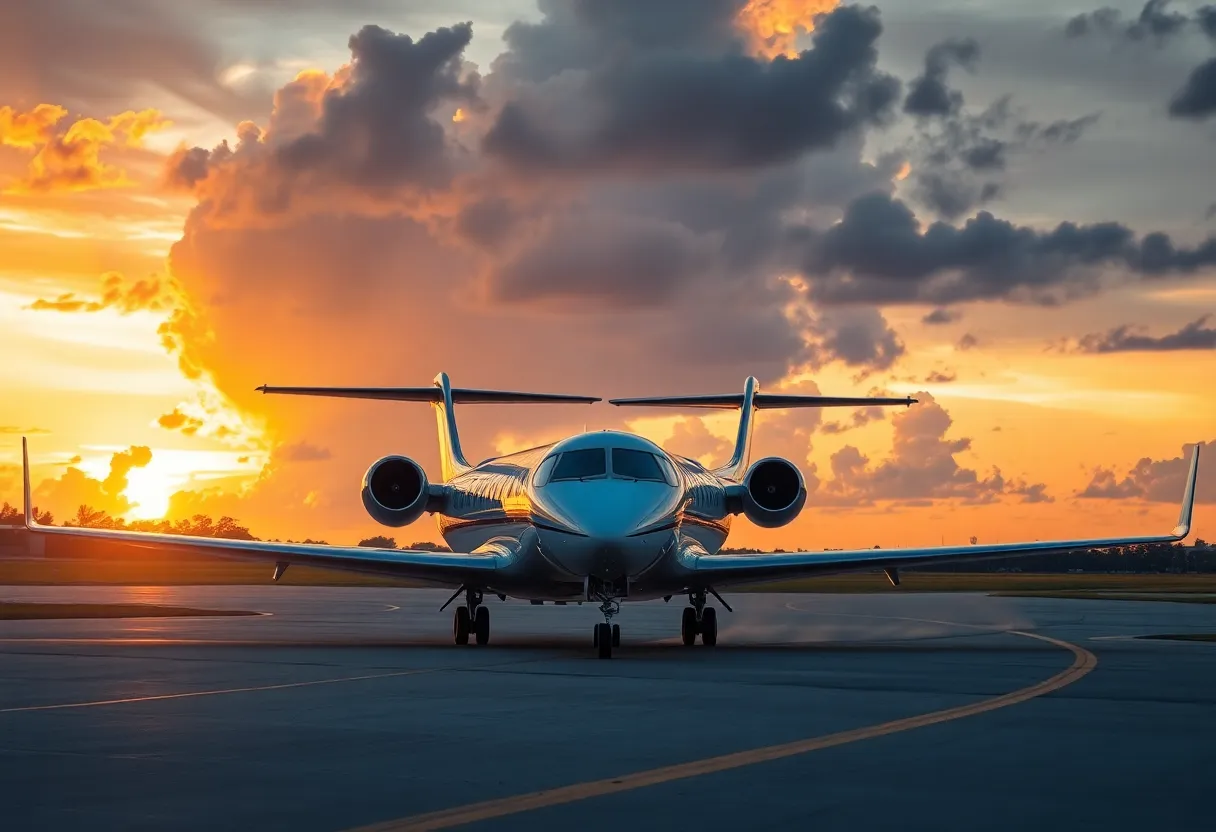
[796,192,1216,306]
[488,216,709,306]
[482,5,901,175]
[1065,1,1193,42]
[1168,57,1216,118]
[903,38,979,118]
[909,92,1101,219]
[276,24,479,189]
[803,308,906,373]
[1075,315,1216,352]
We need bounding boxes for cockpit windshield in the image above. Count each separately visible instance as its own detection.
[549,448,607,481]
[611,448,666,482]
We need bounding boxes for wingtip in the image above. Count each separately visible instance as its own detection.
[1172,442,1201,540]
[21,436,34,529]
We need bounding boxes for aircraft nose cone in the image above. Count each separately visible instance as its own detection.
[532,480,677,578]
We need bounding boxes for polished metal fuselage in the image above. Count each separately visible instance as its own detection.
[435,431,733,601]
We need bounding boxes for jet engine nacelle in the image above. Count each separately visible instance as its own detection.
[739,457,807,528]
[361,455,443,527]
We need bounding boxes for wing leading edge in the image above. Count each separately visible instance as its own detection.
[19,439,507,587]
[685,443,1201,588]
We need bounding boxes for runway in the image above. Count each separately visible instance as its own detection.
[1,587,1213,830]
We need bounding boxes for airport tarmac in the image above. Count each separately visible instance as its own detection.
[1,586,1213,831]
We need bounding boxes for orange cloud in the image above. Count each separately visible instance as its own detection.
[736,0,839,59]
[2,105,170,193]
[27,271,171,313]
[33,445,152,519]
[0,104,68,149]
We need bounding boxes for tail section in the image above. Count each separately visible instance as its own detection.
[432,372,471,481]
[609,378,918,481]
[257,375,599,482]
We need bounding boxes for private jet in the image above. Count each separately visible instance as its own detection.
[20,373,1200,658]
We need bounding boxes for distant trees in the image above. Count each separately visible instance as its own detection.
[62,506,254,540]
[0,502,52,525]
[358,535,397,549]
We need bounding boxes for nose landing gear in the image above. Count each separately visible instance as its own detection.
[586,577,625,659]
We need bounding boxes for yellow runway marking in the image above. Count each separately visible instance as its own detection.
[349,630,1096,832]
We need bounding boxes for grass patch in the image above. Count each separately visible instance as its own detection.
[1138,634,1216,643]
[0,602,261,620]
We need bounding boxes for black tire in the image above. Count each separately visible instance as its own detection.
[680,607,697,646]
[612,623,621,647]
[597,623,612,659]
[701,607,718,646]
[453,606,470,645]
[592,625,599,647]
[474,606,490,645]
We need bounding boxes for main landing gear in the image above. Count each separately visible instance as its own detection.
[680,589,719,647]
[450,588,490,646]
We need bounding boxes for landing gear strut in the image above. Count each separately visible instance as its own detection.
[681,589,718,647]
[585,577,625,659]
[452,588,490,645]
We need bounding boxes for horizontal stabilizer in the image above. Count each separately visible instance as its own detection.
[608,392,916,409]
[257,386,600,405]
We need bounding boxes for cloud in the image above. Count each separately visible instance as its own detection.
[1074,315,1216,352]
[819,400,887,434]
[814,392,1051,505]
[797,192,1216,307]
[33,445,152,518]
[924,369,958,383]
[906,92,1101,219]
[0,426,50,435]
[1078,441,1214,503]
[1169,57,1216,119]
[27,272,171,313]
[1065,1,1197,42]
[664,417,733,466]
[0,0,263,123]
[956,333,980,351]
[277,441,333,462]
[801,307,905,374]
[922,307,962,325]
[482,4,900,175]
[1,106,170,193]
[158,408,206,435]
[903,38,979,118]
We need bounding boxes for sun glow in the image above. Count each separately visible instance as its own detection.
[123,465,174,519]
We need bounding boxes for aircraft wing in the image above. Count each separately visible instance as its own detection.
[18,440,505,587]
[685,444,1201,588]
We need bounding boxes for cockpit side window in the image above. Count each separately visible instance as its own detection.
[533,455,558,486]
[549,448,607,481]
[610,448,668,483]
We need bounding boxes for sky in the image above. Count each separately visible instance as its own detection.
[1,0,1214,550]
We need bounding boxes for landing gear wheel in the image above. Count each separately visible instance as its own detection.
[474,606,490,645]
[612,623,621,647]
[700,607,718,646]
[680,607,697,646]
[596,623,613,659]
[453,606,470,645]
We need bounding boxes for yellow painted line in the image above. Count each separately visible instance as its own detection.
[349,630,1096,832]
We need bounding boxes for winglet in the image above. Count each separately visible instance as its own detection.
[22,436,35,529]
[1172,442,1201,539]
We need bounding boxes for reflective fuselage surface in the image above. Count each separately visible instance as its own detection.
[436,431,731,600]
